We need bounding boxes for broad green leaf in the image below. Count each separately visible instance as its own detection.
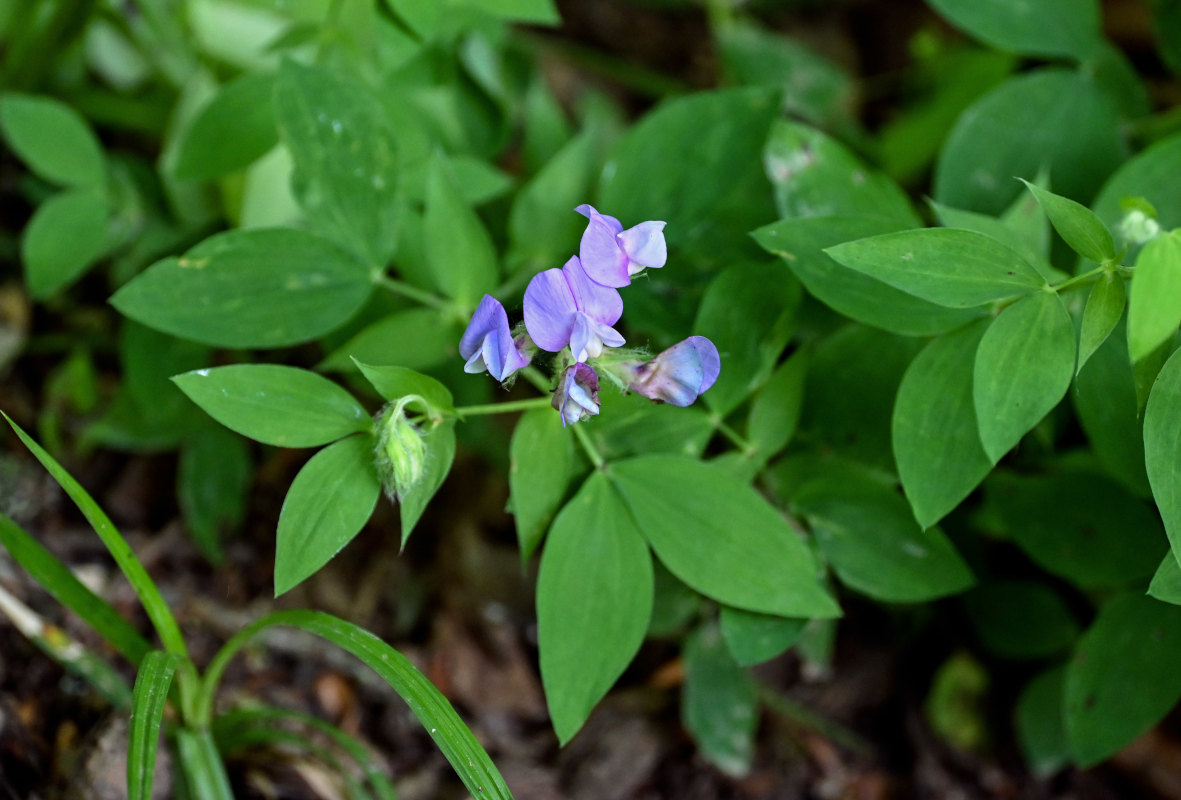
[198,609,513,800]
[354,361,454,414]
[508,132,595,274]
[1152,0,1181,76]
[128,651,180,800]
[824,228,1045,308]
[793,473,974,602]
[0,92,106,187]
[1149,552,1181,605]
[389,0,558,38]
[3,414,188,659]
[893,320,993,528]
[682,623,758,778]
[22,187,109,299]
[1133,332,1176,415]
[988,470,1165,589]
[1066,593,1181,766]
[720,606,806,667]
[648,561,702,637]
[694,261,800,416]
[275,60,400,267]
[764,120,920,226]
[509,408,573,562]
[1145,347,1181,560]
[1077,273,1126,372]
[537,473,652,744]
[928,0,1101,59]
[747,349,806,460]
[1128,231,1181,362]
[173,365,370,448]
[964,581,1079,660]
[422,156,499,306]
[319,309,459,373]
[610,455,840,619]
[589,393,713,461]
[0,513,152,665]
[752,217,981,336]
[1020,180,1115,263]
[398,419,456,545]
[934,69,1125,215]
[1074,324,1150,494]
[1092,132,1181,239]
[173,73,278,181]
[178,426,250,564]
[111,228,372,348]
[928,201,1056,282]
[274,435,382,596]
[973,291,1075,462]
[1016,667,1070,778]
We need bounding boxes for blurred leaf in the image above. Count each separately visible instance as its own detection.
[747,349,806,460]
[173,73,278,181]
[719,606,806,667]
[537,472,652,744]
[423,155,499,306]
[611,455,840,618]
[128,651,180,800]
[648,560,701,637]
[274,435,382,596]
[925,651,988,751]
[973,291,1075,462]
[1149,0,1181,75]
[1128,231,1181,362]
[1149,553,1181,605]
[927,0,1102,59]
[21,186,110,299]
[1077,273,1126,372]
[825,228,1045,308]
[1144,347,1181,564]
[682,623,758,777]
[319,308,459,372]
[1066,593,1181,766]
[509,409,574,562]
[893,320,993,528]
[964,581,1079,659]
[1019,180,1115,263]
[1092,132,1181,243]
[0,92,106,187]
[1016,667,1070,777]
[589,394,713,461]
[508,132,595,274]
[178,425,250,564]
[389,0,558,38]
[111,228,373,348]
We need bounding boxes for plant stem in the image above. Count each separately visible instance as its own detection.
[374,275,454,313]
[454,397,553,417]
[1049,264,1109,294]
[572,422,606,470]
[758,684,873,755]
[716,418,755,456]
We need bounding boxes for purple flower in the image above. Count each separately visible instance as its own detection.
[553,363,600,426]
[626,336,720,407]
[524,256,625,362]
[459,294,531,381]
[575,204,667,288]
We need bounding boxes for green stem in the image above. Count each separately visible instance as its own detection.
[572,422,606,470]
[454,397,553,418]
[1049,263,1109,294]
[374,275,454,314]
[758,683,872,755]
[716,418,755,456]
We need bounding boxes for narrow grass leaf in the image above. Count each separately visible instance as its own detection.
[128,651,181,800]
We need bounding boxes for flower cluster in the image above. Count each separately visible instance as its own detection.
[459,206,720,425]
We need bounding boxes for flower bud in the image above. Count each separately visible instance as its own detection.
[375,398,428,501]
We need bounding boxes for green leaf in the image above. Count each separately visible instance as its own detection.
[1016,667,1070,778]
[934,69,1125,215]
[0,513,152,665]
[588,394,713,461]
[610,455,840,619]
[1149,552,1181,605]
[111,228,373,349]
[508,132,595,274]
[973,291,1076,462]
[893,321,993,527]
[719,606,806,667]
[964,581,1079,660]
[1128,230,1181,362]
[988,470,1165,589]
[175,729,234,800]
[3,414,189,659]
[423,155,499,306]
[824,228,1046,308]
[793,472,974,602]
[22,187,110,299]
[1092,132,1181,238]
[509,408,573,562]
[694,261,801,416]
[178,426,250,564]
[1078,272,1126,372]
[1020,180,1115,263]
[0,92,106,187]
[928,0,1102,59]
[752,216,981,336]
[274,435,382,596]
[275,60,401,267]
[318,309,460,373]
[1065,593,1181,766]
[199,609,514,799]
[682,623,758,778]
[1144,347,1181,561]
[173,72,278,181]
[353,361,454,414]
[398,419,456,546]
[173,365,370,448]
[128,651,180,800]
[928,200,1057,282]
[537,473,652,744]
[747,349,806,460]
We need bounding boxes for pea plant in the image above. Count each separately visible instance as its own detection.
[4,0,1181,794]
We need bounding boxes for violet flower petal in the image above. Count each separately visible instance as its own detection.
[563,256,622,326]
[578,212,631,288]
[553,363,600,426]
[523,268,578,352]
[575,204,622,234]
[459,295,531,381]
[618,220,667,275]
[629,336,721,407]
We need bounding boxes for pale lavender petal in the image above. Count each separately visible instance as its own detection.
[575,204,622,234]
[569,314,593,363]
[496,335,532,380]
[480,332,504,380]
[618,220,667,273]
[524,268,577,352]
[459,294,507,360]
[591,318,625,350]
[578,213,630,288]
[562,256,622,325]
[628,336,721,407]
[685,336,720,393]
[553,363,600,426]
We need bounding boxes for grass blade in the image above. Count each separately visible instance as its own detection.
[129,651,181,800]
